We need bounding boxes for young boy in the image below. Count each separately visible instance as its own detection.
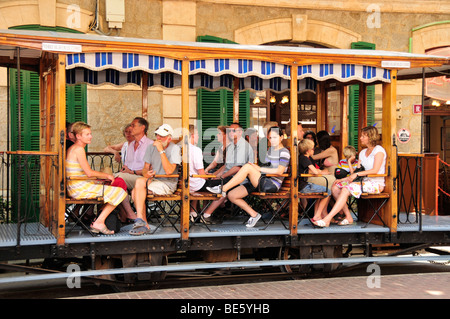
[298,139,331,223]
[334,145,363,179]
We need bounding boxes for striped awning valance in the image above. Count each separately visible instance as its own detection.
[66,68,316,93]
[66,52,182,74]
[65,53,391,89]
[298,63,391,83]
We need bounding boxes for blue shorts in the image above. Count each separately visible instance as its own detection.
[300,183,331,196]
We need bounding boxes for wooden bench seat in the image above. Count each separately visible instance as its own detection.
[297,173,330,226]
[356,173,390,228]
[65,176,108,237]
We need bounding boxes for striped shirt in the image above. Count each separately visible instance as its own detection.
[337,159,358,172]
[264,147,290,189]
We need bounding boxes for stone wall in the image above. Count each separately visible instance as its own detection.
[0,0,448,152]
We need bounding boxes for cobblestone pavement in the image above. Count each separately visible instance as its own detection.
[79,272,450,299]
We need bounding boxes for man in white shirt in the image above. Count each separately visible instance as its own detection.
[115,117,154,190]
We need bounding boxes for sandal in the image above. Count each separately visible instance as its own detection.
[129,218,151,236]
[312,219,328,228]
[90,224,114,235]
[337,218,355,226]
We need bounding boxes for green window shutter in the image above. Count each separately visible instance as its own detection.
[9,70,41,222]
[66,84,88,123]
[10,70,40,152]
[197,89,226,150]
[224,90,250,128]
[196,35,238,44]
[348,41,376,150]
[196,35,249,147]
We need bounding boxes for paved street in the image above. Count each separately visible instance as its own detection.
[78,271,450,299]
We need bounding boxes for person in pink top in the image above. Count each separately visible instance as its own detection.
[115,117,154,190]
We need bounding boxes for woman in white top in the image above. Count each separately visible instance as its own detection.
[313,126,386,228]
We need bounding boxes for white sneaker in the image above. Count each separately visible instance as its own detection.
[206,185,222,194]
[246,213,261,228]
[206,185,226,197]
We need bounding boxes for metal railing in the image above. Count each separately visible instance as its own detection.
[0,152,120,225]
[397,154,423,228]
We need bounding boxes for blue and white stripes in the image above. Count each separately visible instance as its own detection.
[298,63,391,83]
[189,59,291,79]
[66,52,391,88]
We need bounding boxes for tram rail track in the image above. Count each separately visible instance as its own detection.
[1,247,450,298]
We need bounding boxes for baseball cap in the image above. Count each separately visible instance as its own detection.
[154,124,174,137]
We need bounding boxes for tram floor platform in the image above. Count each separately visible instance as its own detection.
[1,214,450,248]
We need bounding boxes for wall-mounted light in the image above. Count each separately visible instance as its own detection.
[432,100,441,107]
[253,96,261,104]
[270,96,276,103]
[281,96,289,104]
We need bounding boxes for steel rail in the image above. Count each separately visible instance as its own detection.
[0,255,449,285]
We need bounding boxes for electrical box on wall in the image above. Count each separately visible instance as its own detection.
[105,0,125,29]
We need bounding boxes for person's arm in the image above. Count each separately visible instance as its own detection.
[347,156,356,174]
[75,147,114,182]
[104,142,125,163]
[348,151,384,182]
[141,162,155,179]
[221,165,241,178]
[310,147,335,161]
[154,141,177,175]
[258,163,286,175]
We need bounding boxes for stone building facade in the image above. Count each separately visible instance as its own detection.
[0,0,448,154]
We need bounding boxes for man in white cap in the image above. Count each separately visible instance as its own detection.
[129,123,182,235]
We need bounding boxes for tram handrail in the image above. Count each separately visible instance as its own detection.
[6,151,58,156]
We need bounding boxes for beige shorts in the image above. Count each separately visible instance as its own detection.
[147,179,174,195]
[114,172,141,190]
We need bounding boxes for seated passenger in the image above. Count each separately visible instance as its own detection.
[314,126,387,227]
[308,132,338,187]
[207,126,290,228]
[334,145,364,179]
[297,139,331,224]
[104,123,134,163]
[115,117,154,191]
[66,122,127,235]
[129,124,182,235]
[201,122,254,223]
[204,126,230,174]
[303,130,318,148]
[187,124,209,221]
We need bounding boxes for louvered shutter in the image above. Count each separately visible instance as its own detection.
[9,70,41,222]
[66,84,87,123]
[348,41,376,151]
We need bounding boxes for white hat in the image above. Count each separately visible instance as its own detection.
[154,124,174,137]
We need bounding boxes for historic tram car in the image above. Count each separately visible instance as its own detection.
[0,29,449,285]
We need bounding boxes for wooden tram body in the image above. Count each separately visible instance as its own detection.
[0,29,449,281]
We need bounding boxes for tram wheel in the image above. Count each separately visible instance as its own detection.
[279,245,343,274]
[279,246,311,274]
[121,252,169,283]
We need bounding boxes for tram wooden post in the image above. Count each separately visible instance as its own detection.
[340,85,348,159]
[381,70,398,232]
[142,72,148,118]
[289,64,299,237]
[180,59,190,241]
[56,54,67,245]
[358,83,367,151]
[233,77,240,123]
[316,82,326,132]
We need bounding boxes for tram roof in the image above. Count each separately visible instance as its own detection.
[0,28,447,82]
